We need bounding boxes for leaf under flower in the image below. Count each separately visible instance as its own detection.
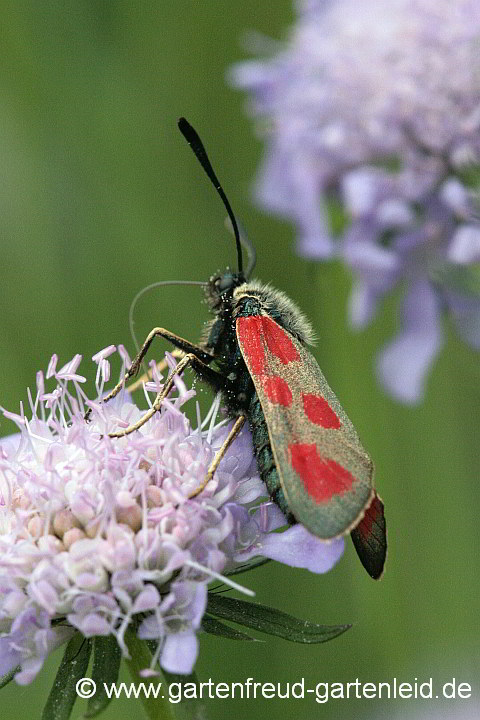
[201,614,256,641]
[85,636,122,718]
[206,594,351,644]
[42,634,92,720]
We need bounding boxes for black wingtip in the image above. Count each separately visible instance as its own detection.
[351,493,387,580]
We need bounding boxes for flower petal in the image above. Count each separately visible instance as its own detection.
[161,631,198,675]
[348,279,379,328]
[236,524,345,574]
[447,225,480,264]
[376,280,443,403]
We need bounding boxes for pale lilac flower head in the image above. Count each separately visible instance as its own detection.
[231,0,480,402]
[0,348,343,684]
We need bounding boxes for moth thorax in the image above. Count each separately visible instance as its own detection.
[233,279,316,346]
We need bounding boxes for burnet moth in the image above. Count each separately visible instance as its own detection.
[104,118,387,580]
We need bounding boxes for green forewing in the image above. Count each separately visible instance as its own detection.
[237,314,374,539]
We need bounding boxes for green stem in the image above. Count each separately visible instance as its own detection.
[124,630,176,720]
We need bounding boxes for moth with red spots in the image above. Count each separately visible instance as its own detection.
[107,118,387,579]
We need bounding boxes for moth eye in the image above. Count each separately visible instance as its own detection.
[217,276,233,292]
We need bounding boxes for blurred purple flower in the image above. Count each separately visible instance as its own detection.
[0,348,343,684]
[231,0,480,403]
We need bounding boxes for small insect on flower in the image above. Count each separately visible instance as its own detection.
[104,118,387,579]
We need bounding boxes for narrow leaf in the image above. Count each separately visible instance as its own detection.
[85,636,122,718]
[223,557,270,577]
[201,614,256,641]
[126,633,176,720]
[143,641,208,720]
[207,594,351,644]
[42,633,92,720]
[161,670,208,720]
[0,665,19,689]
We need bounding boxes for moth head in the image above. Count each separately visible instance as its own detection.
[206,269,245,312]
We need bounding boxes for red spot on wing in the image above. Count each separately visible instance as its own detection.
[289,442,355,503]
[263,375,293,406]
[237,315,300,375]
[302,393,341,429]
[260,316,300,365]
[237,316,266,375]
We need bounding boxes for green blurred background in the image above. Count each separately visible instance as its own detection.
[0,2,478,718]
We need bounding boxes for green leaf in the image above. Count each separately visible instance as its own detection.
[85,636,122,718]
[0,665,19,689]
[161,670,208,720]
[142,642,209,720]
[206,594,351,644]
[223,557,270,577]
[126,634,176,720]
[42,633,92,720]
[201,614,256,641]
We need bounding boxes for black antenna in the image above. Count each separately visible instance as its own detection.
[178,117,243,276]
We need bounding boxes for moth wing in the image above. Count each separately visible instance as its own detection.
[351,491,387,579]
[237,314,374,539]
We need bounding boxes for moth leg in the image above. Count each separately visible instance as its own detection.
[188,414,247,499]
[127,348,185,394]
[108,352,229,439]
[98,328,215,409]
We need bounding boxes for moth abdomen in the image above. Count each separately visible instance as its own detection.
[246,391,294,523]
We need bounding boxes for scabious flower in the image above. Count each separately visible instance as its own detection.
[0,347,344,687]
[231,0,480,403]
